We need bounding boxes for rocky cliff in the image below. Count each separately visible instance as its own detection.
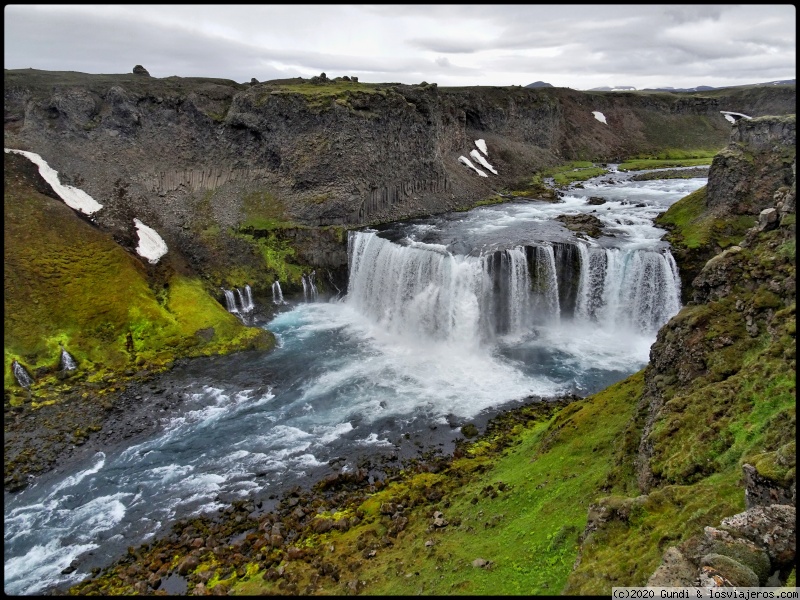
[4,70,795,282]
[60,113,796,595]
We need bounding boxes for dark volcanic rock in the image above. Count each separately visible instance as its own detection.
[556,213,604,238]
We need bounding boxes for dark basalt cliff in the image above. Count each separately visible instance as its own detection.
[4,70,795,275]
[6,68,795,594]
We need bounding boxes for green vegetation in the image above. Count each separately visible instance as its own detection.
[238,190,296,231]
[618,157,714,171]
[235,231,306,287]
[4,155,272,402]
[545,161,609,186]
[255,79,387,112]
[618,149,717,172]
[67,174,796,596]
[655,185,755,301]
[501,162,608,199]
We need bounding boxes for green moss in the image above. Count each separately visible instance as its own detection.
[239,190,295,230]
[4,155,271,395]
[540,162,608,186]
[656,187,708,248]
[566,475,743,594]
[617,157,716,171]
[234,231,306,286]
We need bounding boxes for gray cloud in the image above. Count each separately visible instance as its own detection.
[3,4,795,89]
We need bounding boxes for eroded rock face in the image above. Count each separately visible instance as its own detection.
[719,505,796,569]
[647,503,796,587]
[5,70,793,240]
[743,463,795,509]
[636,115,796,494]
[706,116,796,216]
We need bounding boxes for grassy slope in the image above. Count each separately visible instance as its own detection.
[70,136,795,597]
[4,154,272,402]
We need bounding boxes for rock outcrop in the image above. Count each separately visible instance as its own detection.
[637,115,796,495]
[4,71,794,238]
[647,490,795,587]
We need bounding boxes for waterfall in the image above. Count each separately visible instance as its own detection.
[302,271,318,302]
[221,289,239,313]
[236,286,254,313]
[244,285,254,312]
[346,231,682,344]
[575,246,681,332]
[12,360,34,388]
[529,245,561,323]
[60,348,77,371]
[272,281,285,305]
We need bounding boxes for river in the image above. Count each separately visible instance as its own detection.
[3,167,706,595]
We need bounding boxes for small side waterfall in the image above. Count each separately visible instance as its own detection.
[222,286,256,315]
[347,230,681,344]
[12,360,34,388]
[302,271,318,302]
[222,289,239,314]
[237,285,255,313]
[272,281,286,304]
[60,348,77,371]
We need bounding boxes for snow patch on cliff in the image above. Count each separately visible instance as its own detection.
[134,219,168,264]
[592,111,608,125]
[720,111,752,124]
[470,149,497,174]
[474,139,488,156]
[458,156,488,177]
[4,148,103,215]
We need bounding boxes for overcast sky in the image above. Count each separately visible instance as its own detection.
[3,4,796,90]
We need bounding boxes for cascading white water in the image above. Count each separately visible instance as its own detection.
[12,360,33,388]
[221,289,238,313]
[347,231,682,343]
[272,281,285,304]
[60,348,77,371]
[302,271,318,302]
[347,231,484,346]
[574,245,681,333]
[244,285,254,312]
[236,286,254,313]
[531,245,561,323]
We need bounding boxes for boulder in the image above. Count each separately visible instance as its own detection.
[742,462,794,509]
[646,547,697,587]
[720,504,796,568]
[758,207,779,230]
[132,65,150,76]
[700,554,759,587]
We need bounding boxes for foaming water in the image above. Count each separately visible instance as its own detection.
[3,170,705,595]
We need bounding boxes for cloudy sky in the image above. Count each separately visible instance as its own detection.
[3,4,796,90]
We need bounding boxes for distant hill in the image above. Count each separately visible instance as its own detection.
[585,79,795,93]
[643,79,795,93]
[589,85,636,92]
[525,81,554,88]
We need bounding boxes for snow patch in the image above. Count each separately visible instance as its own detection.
[133,219,168,264]
[720,111,752,124]
[474,139,488,156]
[469,149,497,174]
[4,148,103,215]
[592,111,608,125]
[458,156,488,177]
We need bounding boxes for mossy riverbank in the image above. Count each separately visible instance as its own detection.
[68,128,796,594]
[3,152,274,489]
